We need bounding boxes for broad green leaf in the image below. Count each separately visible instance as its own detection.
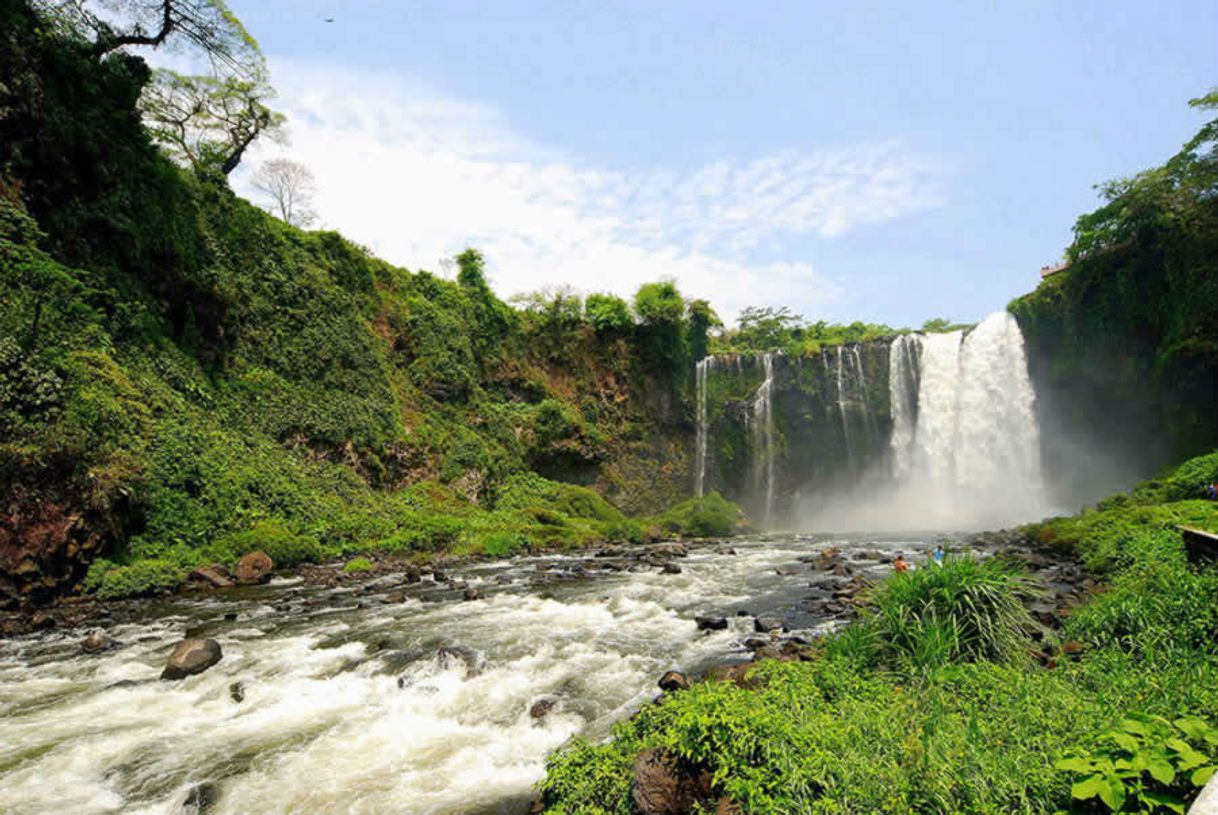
[1098,776,1126,811]
[1193,765,1216,786]
[1107,732,1140,753]
[1071,775,1108,801]
[1174,718,1210,742]
[1122,717,1153,736]
[1056,757,1094,773]
[1146,755,1175,785]
[1139,790,1185,814]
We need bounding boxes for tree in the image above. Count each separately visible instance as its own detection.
[38,0,262,76]
[735,305,802,350]
[36,1,282,177]
[584,293,633,334]
[686,298,719,362]
[140,68,283,175]
[633,280,689,381]
[251,158,317,227]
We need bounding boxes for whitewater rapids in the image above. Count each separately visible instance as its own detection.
[0,534,950,815]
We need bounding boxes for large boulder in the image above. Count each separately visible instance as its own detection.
[187,565,233,588]
[234,551,273,585]
[631,748,713,815]
[658,670,690,692]
[161,638,223,680]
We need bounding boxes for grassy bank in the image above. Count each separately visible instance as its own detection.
[82,476,742,599]
[535,451,1218,814]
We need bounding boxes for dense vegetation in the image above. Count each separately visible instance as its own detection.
[537,451,1218,813]
[0,1,737,603]
[1011,92,1218,474]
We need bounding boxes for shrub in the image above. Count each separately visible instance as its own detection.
[481,531,530,558]
[653,492,739,538]
[89,558,183,599]
[1056,713,1218,813]
[218,520,323,567]
[861,554,1040,669]
[342,557,374,573]
[584,293,633,333]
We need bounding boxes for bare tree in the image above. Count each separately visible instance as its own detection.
[250,158,318,227]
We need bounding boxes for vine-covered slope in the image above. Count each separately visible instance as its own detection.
[0,2,727,603]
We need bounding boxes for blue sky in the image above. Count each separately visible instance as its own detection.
[230,0,1217,327]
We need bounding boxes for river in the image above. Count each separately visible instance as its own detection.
[0,533,984,815]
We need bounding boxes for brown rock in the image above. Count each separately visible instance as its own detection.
[658,670,690,692]
[161,638,223,680]
[187,565,233,588]
[631,748,713,815]
[529,698,556,719]
[81,630,110,653]
[234,551,274,585]
[704,663,759,688]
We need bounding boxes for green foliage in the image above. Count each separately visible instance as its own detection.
[584,292,633,334]
[342,557,374,573]
[859,555,1041,670]
[1009,93,1218,460]
[652,492,739,538]
[87,558,183,599]
[539,655,1218,815]
[1057,714,1217,813]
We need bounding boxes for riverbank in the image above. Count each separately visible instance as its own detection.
[534,450,1218,814]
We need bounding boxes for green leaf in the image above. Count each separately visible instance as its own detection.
[1098,777,1127,811]
[1122,717,1154,737]
[1146,755,1176,785]
[1072,775,1108,801]
[1056,757,1095,773]
[1107,732,1140,753]
[1193,765,1216,787]
[1174,718,1211,742]
[1139,790,1185,814]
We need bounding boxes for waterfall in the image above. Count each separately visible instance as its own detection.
[693,356,712,497]
[898,311,1046,525]
[887,334,919,479]
[746,353,778,524]
[833,346,854,464]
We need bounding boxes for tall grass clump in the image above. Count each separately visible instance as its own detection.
[862,555,1041,670]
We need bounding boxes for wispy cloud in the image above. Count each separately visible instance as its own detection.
[235,60,950,321]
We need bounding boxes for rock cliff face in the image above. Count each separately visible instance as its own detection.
[0,473,115,607]
[693,341,894,526]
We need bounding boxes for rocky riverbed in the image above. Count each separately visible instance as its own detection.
[0,531,1089,815]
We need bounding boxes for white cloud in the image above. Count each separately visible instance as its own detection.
[234,60,949,321]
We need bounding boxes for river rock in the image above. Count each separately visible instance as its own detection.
[436,645,482,677]
[631,748,713,815]
[384,591,406,604]
[753,616,785,633]
[704,663,757,688]
[160,638,223,680]
[234,551,274,585]
[229,681,245,703]
[81,630,111,653]
[463,587,482,601]
[660,562,682,575]
[181,780,219,813]
[529,697,556,719]
[774,564,802,576]
[658,670,690,692]
[187,566,233,589]
[695,615,728,631]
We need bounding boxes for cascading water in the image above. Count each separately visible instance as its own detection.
[833,346,854,464]
[747,353,777,524]
[693,356,712,497]
[887,334,920,480]
[882,311,1047,528]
